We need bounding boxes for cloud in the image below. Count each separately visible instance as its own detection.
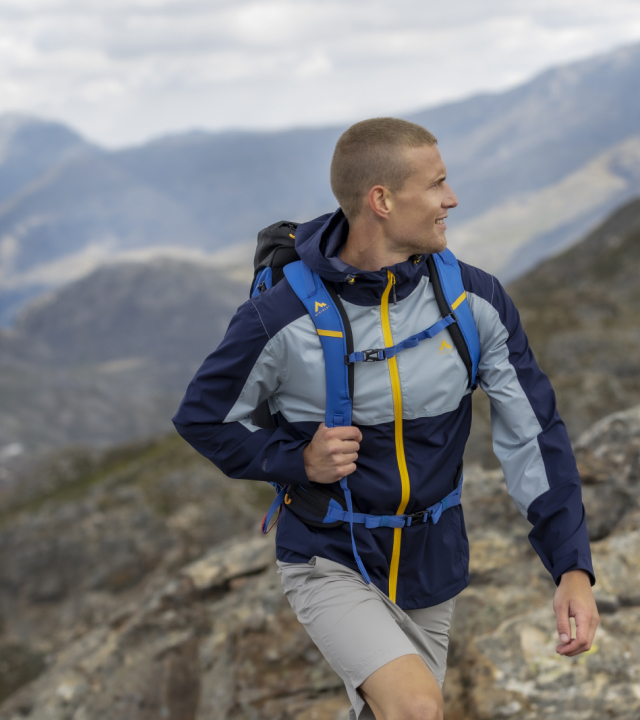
[0,0,639,146]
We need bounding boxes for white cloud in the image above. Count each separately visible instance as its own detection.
[0,0,639,146]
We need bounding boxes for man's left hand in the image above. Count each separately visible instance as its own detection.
[553,569,599,656]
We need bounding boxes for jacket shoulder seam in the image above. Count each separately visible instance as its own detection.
[249,298,271,340]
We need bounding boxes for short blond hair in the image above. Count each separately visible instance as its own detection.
[330,117,437,222]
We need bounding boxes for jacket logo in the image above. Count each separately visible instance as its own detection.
[439,340,454,354]
[315,302,328,315]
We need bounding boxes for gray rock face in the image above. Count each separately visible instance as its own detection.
[0,406,639,718]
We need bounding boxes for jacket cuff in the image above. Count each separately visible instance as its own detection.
[551,550,595,587]
[275,438,312,488]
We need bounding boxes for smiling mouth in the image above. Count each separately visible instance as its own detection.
[435,217,447,225]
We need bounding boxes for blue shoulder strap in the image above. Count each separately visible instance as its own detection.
[283,261,370,583]
[432,249,481,386]
[283,261,352,428]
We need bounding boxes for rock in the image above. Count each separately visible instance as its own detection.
[575,406,640,487]
[457,604,640,720]
[0,539,350,720]
[592,531,640,607]
[181,534,275,592]
[574,406,640,540]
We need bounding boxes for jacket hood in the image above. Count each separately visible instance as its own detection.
[295,208,430,304]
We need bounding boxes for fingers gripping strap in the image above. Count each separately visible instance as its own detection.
[433,249,481,385]
[283,261,352,428]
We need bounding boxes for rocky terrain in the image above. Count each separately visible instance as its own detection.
[0,404,638,719]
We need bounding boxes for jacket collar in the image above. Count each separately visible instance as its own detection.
[295,208,430,306]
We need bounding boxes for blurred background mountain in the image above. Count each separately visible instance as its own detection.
[2,41,640,325]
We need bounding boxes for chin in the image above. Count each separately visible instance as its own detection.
[422,236,447,255]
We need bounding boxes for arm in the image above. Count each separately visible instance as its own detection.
[172,298,311,487]
[465,268,598,653]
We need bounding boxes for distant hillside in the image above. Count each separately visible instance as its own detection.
[469,197,640,466]
[453,134,640,283]
[0,114,94,205]
[1,41,639,322]
[0,259,247,452]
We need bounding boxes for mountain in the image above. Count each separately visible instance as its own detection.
[406,41,640,221]
[451,134,640,282]
[0,114,94,205]
[1,41,640,322]
[0,116,99,321]
[468,196,640,466]
[0,258,247,452]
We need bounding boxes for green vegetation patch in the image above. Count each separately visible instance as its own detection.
[0,643,46,704]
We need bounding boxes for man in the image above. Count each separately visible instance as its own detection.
[173,118,598,720]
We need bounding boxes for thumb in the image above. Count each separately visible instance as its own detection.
[555,602,571,644]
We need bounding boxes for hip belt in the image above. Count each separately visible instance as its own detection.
[262,470,463,583]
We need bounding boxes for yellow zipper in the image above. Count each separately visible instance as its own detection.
[381,270,411,603]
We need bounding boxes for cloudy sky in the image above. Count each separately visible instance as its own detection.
[1,0,640,148]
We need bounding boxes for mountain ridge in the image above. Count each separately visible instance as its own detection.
[1,41,639,323]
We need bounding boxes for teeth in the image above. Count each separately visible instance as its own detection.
[436,219,444,224]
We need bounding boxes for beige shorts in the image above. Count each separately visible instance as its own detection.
[277,556,456,720]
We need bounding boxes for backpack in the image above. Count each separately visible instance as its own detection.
[250,221,480,584]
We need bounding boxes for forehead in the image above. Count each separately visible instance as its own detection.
[404,144,446,181]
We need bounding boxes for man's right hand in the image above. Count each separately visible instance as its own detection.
[303,423,362,484]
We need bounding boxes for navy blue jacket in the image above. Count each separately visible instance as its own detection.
[173,209,594,609]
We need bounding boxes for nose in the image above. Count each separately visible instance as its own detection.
[443,182,458,209]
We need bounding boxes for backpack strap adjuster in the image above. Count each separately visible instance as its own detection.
[405,508,428,525]
[345,348,386,364]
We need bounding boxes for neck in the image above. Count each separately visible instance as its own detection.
[339,218,410,272]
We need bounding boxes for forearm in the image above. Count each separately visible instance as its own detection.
[527,477,594,585]
[174,419,312,487]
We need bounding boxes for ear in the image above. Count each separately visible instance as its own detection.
[368,185,392,219]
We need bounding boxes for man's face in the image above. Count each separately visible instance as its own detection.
[385,144,458,256]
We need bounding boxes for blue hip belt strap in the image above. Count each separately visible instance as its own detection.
[324,479,462,528]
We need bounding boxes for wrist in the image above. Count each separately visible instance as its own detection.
[302,443,314,481]
[559,569,591,586]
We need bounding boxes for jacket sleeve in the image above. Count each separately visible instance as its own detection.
[468,269,595,586]
[172,298,311,487]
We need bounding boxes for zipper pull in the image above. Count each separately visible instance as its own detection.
[392,274,397,305]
